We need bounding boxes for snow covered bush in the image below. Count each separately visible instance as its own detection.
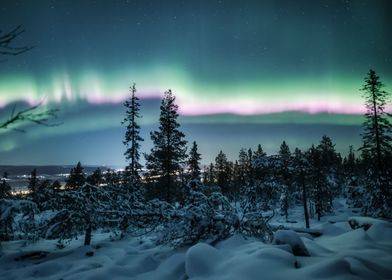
[239,184,274,242]
[272,230,310,256]
[156,181,239,247]
[0,199,38,241]
[42,183,120,245]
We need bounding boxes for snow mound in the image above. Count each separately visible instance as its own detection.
[366,221,392,244]
[348,216,387,231]
[272,230,310,256]
[305,258,353,279]
[185,243,222,278]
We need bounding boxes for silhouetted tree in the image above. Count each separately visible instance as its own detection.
[188,141,202,180]
[86,168,104,186]
[214,151,233,197]
[145,90,187,203]
[292,148,310,228]
[359,69,392,217]
[278,141,292,221]
[360,69,392,170]
[28,169,39,202]
[252,144,268,182]
[306,144,330,221]
[66,162,85,190]
[0,172,11,199]
[122,83,144,190]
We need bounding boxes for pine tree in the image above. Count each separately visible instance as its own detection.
[359,69,392,217]
[145,90,187,203]
[123,83,144,189]
[66,162,85,190]
[188,141,202,180]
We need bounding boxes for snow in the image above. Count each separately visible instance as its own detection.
[185,243,222,278]
[1,199,392,280]
[272,230,310,256]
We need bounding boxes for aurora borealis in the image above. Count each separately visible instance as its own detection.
[0,0,391,165]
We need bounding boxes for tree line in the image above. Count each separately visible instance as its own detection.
[0,69,391,248]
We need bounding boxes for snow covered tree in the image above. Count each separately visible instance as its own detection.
[0,199,37,241]
[317,135,342,201]
[359,70,392,217]
[65,162,85,190]
[188,141,202,181]
[44,183,116,246]
[203,163,215,186]
[306,145,330,221]
[122,83,144,191]
[145,90,187,203]
[157,181,239,247]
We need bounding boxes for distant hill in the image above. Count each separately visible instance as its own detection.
[0,165,112,176]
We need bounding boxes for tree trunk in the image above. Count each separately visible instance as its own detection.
[301,173,310,228]
[84,223,92,246]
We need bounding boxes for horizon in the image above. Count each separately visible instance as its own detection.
[1,0,391,165]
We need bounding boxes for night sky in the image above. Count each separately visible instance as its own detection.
[0,0,391,166]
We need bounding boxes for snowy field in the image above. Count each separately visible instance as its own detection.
[1,199,391,280]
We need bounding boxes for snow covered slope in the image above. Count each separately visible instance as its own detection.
[1,203,391,280]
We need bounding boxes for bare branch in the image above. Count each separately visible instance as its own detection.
[0,102,61,132]
[0,25,34,57]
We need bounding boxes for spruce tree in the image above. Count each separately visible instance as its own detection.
[123,83,144,189]
[317,135,341,205]
[145,90,187,203]
[359,69,392,217]
[237,148,248,186]
[214,151,233,198]
[252,144,267,181]
[306,144,330,221]
[188,141,202,180]
[66,162,85,190]
[343,146,357,175]
[359,69,392,171]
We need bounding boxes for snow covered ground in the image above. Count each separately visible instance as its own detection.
[1,199,391,280]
